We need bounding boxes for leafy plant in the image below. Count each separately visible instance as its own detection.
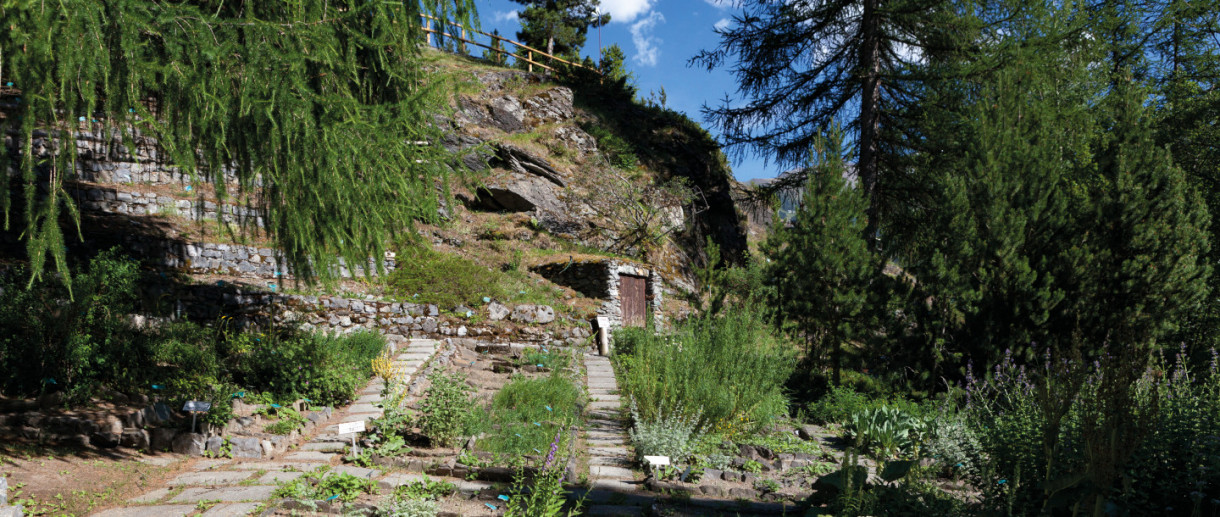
[741,460,763,474]
[272,467,378,502]
[843,406,931,459]
[393,477,456,501]
[264,407,308,435]
[754,479,781,493]
[504,430,580,517]
[417,371,479,447]
[383,498,439,517]
[628,399,702,464]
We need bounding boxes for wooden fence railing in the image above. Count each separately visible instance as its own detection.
[421,15,601,76]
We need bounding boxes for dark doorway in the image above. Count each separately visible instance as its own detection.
[620,274,647,327]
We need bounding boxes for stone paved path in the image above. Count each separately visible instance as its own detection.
[577,353,650,516]
[91,339,442,517]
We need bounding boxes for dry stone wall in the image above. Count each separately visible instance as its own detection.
[531,258,663,328]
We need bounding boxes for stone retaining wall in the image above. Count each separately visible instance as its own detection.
[532,258,663,328]
[71,185,262,228]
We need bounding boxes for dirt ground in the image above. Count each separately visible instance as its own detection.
[0,440,194,516]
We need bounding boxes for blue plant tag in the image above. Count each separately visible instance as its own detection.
[514,433,522,438]
[498,495,509,501]
[78,116,85,122]
[270,403,282,408]
[232,391,246,398]
[533,448,541,454]
[6,82,13,87]
[45,378,57,385]
[185,185,193,192]
[303,398,312,403]
[537,364,545,368]
[533,422,541,427]
[545,406,552,412]
[485,503,497,510]
[483,297,491,303]
[151,384,163,390]
[326,494,339,501]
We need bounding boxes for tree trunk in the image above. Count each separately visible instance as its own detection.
[858,0,883,247]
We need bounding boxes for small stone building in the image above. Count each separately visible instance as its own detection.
[531,257,663,328]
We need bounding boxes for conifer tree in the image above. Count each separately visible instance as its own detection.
[763,130,872,384]
[511,0,608,59]
[0,0,476,286]
[692,0,971,243]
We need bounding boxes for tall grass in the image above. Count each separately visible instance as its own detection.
[613,307,796,434]
[479,372,584,456]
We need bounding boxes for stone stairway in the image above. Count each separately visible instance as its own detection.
[576,353,652,516]
[90,339,442,517]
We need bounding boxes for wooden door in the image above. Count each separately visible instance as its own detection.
[620,275,647,327]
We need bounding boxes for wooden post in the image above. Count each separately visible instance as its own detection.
[528,50,533,73]
[460,27,468,54]
[425,19,432,47]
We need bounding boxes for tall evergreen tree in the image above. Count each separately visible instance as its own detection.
[692,0,971,243]
[763,130,872,384]
[511,0,608,58]
[0,0,476,286]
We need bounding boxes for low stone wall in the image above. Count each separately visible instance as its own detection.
[162,282,591,346]
[71,185,262,228]
[6,127,243,188]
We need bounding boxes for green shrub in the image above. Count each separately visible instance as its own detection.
[0,249,142,403]
[613,307,796,434]
[628,400,701,464]
[417,371,479,447]
[581,122,639,171]
[965,348,1220,515]
[230,330,385,406]
[480,371,583,456]
[263,407,308,435]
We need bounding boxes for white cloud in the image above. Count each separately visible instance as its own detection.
[600,0,654,24]
[704,0,734,9]
[714,18,731,31]
[630,11,665,66]
[493,10,518,22]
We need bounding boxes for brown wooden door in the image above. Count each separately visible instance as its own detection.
[620,275,647,327]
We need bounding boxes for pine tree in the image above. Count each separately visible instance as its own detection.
[763,130,872,384]
[0,0,476,287]
[691,0,976,244]
[511,0,608,59]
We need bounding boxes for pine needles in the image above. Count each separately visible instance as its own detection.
[1,0,477,286]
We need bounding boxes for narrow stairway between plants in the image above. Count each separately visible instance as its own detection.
[89,339,443,517]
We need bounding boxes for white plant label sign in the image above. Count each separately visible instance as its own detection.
[338,421,366,435]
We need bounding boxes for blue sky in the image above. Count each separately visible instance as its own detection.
[472,0,780,182]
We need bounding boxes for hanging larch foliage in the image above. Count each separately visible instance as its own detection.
[0,0,477,287]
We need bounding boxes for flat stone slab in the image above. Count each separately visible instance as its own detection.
[170,485,277,503]
[377,473,428,489]
[397,354,432,361]
[93,505,197,517]
[168,471,254,486]
[590,456,632,467]
[227,461,324,472]
[586,439,626,448]
[586,431,624,440]
[589,466,635,479]
[257,471,304,484]
[190,459,231,471]
[587,380,618,388]
[588,446,630,456]
[127,488,171,503]
[588,479,643,494]
[201,502,262,517]
[284,451,337,462]
[301,442,347,452]
[455,480,493,494]
[347,403,381,413]
[329,465,377,479]
[588,410,621,420]
[137,456,179,467]
[355,394,382,403]
[591,394,622,402]
[589,401,620,410]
